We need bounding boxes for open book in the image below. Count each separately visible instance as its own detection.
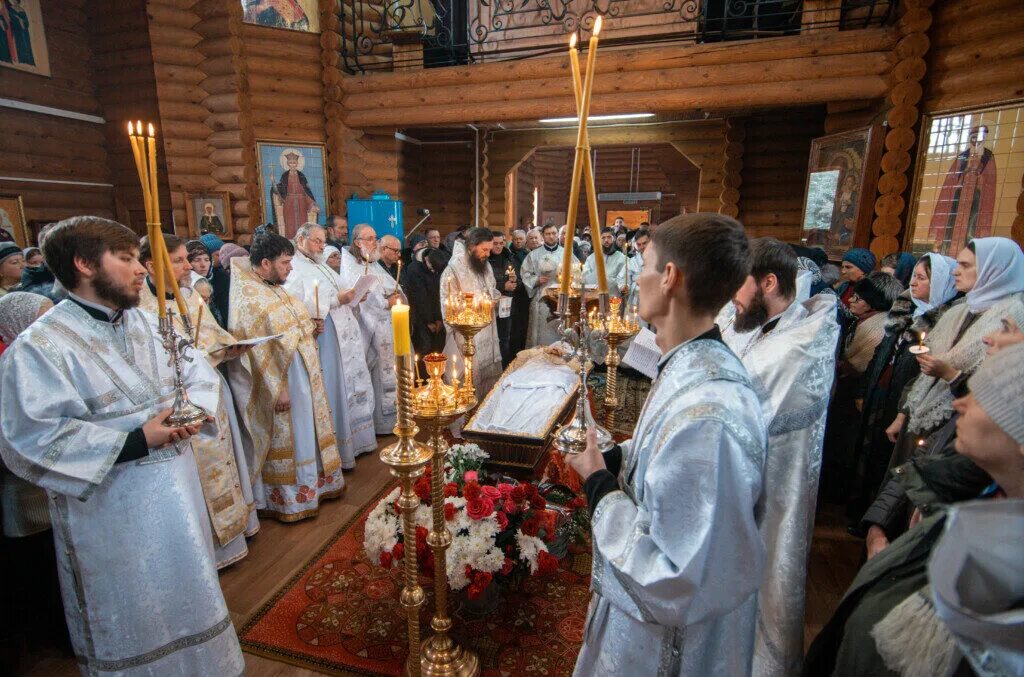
[207,333,285,354]
[622,327,661,379]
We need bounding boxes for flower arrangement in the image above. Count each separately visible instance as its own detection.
[364,444,561,599]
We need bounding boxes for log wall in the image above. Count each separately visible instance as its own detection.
[0,0,115,230]
[397,139,474,236]
[737,107,826,242]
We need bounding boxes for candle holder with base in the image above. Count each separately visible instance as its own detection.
[409,352,480,677]
[443,291,493,401]
[602,298,641,430]
[159,313,209,427]
[380,352,433,677]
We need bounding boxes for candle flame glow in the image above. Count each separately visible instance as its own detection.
[148,123,155,138]
[127,121,133,135]
[594,15,602,36]
[569,33,577,49]
[136,120,142,134]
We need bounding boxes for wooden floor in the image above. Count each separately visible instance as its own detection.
[15,446,861,676]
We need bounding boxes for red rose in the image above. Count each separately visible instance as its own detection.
[500,558,515,575]
[414,476,431,502]
[466,497,494,520]
[463,481,481,501]
[380,551,393,568]
[473,571,493,587]
[521,515,540,537]
[524,483,539,499]
[497,483,515,498]
[467,583,483,600]
[481,485,502,500]
[444,482,458,497]
[495,511,509,530]
[465,564,474,578]
[504,498,517,515]
[537,550,559,576]
[510,486,525,503]
[569,497,587,510]
[444,503,456,521]
[392,542,404,560]
[530,495,546,510]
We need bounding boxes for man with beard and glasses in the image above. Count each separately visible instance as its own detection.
[520,223,565,347]
[583,227,628,298]
[284,223,376,469]
[138,234,258,569]
[228,231,343,522]
[339,224,400,434]
[440,227,502,394]
[487,230,518,365]
[0,216,245,675]
[718,237,839,677]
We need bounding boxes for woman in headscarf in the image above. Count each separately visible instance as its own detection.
[886,237,1024,471]
[323,244,342,274]
[847,253,960,528]
[18,246,57,301]
[403,233,428,265]
[0,292,69,652]
[0,242,25,297]
[402,247,449,375]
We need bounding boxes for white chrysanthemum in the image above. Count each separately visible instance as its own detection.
[515,532,548,573]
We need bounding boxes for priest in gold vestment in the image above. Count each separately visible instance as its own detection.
[138,234,258,568]
[227,231,343,522]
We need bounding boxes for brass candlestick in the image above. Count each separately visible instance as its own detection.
[380,352,433,677]
[443,291,493,401]
[159,313,208,427]
[602,298,641,430]
[410,353,480,677]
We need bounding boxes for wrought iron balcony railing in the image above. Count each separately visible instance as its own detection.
[339,0,897,73]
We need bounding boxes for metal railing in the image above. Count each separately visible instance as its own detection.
[338,0,897,73]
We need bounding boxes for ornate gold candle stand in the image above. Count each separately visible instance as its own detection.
[444,292,493,402]
[380,352,433,676]
[601,298,641,430]
[410,352,480,677]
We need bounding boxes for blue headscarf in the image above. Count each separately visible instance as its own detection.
[199,233,225,254]
[893,252,917,287]
[912,253,958,317]
[842,248,876,275]
[965,237,1024,313]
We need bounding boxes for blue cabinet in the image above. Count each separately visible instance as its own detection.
[346,192,404,242]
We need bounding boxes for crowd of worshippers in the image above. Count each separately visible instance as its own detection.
[1,213,1023,676]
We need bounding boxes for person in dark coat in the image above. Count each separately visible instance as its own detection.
[507,229,530,359]
[402,247,448,375]
[487,230,518,366]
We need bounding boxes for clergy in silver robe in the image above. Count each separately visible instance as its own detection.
[573,337,767,676]
[721,292,839,677]
[583,231,628,298]
[0,299,244,676]
[338,238,398,434]
[439,234,502,396]
[519,235,564,347]
[285,228,376,466]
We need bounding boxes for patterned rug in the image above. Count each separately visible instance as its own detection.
[239,483,594,676]
[588,370,652,438]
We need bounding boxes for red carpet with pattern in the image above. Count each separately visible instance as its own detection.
[240,483,593,676]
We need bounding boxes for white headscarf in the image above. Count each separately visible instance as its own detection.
[0,291,51,344]
[323,244,341,261]
[912,252,958,317]
[965,237,1024,313]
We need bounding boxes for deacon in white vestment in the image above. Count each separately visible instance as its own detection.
[519,223,564,347]
[228,233,344,522]
[438,229,503,396]
[338,225,400,434]
[568,213,767,676]
[0,216,244,676]
[285,224,376,466]
[719,238,840,677]
[583,228,628,298]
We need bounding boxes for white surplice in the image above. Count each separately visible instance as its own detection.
[338,248,398,435]
[285,249,376,466]
[519,245,564,347]
[583,249,628,298]
[575,336,768,677]
[439,242,502,396]
[0,300,244,676]
[721,294,840,677]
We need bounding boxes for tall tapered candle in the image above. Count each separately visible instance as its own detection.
[194,298,204,345]
[157,232,188,319]
[313,280,320,319]
[127,123,151,218]
[391,302,411,356]
[146,123,159,218]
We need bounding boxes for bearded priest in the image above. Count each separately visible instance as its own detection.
[719,238,839,677]
[583,227,628,298]
[0,216,244,675]
[439,227,503,395]
[285,222,376,467]
[228,231,343,522]
[137,234,258,568]
[338,224,401,434]
[519,222,564,347]
[567,213,767,676]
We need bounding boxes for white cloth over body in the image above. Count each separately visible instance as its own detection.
[519,245,564,347]
[468,356,575,436]
[285,251,376,464]
[575,338,768,677]
[0,301,244,676]
[583,250,628,298]
[339,247,398,434]
[439,242,502,396]
[251,353,346,520]
[722,294,840,677]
